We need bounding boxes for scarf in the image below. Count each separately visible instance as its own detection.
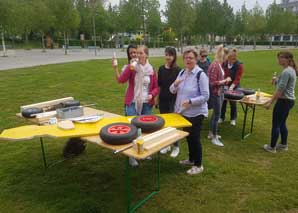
[134,61,154,115]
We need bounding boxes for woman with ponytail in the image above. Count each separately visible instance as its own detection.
[263,51,297,153]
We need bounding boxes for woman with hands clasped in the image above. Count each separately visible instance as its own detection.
[207,45,232,147]
[263,51,297,153]
[170,48,209,175]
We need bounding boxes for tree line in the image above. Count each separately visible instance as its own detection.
[0,0,297,55]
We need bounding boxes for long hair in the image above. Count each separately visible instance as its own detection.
[126,44,137,63]
[165,46,177,68]
[214,44,224,63]
[278,51,298,75]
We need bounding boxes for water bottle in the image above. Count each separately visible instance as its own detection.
[130,59,138,70]
[113,52,118,66]
[272,72,277,85]
[256,88,261,102]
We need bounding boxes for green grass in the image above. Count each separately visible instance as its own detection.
[0,50,298,213]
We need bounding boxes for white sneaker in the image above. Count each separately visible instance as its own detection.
[263,144,276,153]
[160,146,171,154]
[218,118,223,124]
[129,157,139,167]
[187,166,204,175]
[230,120,236,126]
[170,146,180,158]
[208,134,221,140]
[211,138,224,147]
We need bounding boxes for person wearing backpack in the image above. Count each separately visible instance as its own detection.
[170,48,209,175]
[208,45,231,147]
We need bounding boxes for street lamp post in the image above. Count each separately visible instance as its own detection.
[92,14,97,56]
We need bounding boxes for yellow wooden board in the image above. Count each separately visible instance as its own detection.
[0,113,192,141]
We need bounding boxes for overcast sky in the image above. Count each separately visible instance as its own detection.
[108,0,278,12]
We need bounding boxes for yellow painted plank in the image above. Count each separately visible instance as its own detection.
[0,113,191,141]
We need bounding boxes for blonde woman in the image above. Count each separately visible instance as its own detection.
[207,45,231,146]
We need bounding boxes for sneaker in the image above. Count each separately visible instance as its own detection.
[187,166,204,175]
[208,134,221,140]
[211,138,224,147]
[160,146,171,154]
[218,118,223,124]
[170,146,180,158]
[179,159,194,166]
[129,157,139,167]
[146,156,152,160]
[276,144,288,151]
[230,120,236,126]
[263,144,276,153]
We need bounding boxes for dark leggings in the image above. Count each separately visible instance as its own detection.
[159,99,179,147]
[221,100,237,121]
[183,115,204,166]
[271,98,295,148]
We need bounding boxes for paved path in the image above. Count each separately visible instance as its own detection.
[0,46,296,71]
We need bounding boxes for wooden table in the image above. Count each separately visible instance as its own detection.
[226,92,271,140]
[16,106,190,213]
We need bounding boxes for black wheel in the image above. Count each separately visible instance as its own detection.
[62,100,80,108]
[237,88,256,95]
[21,107,43,118]
[224,90,245,100]
[131,115,165,133]
[99,122,138,145]
[63,137,87,158]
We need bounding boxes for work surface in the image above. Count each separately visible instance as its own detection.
[1,108,192,141]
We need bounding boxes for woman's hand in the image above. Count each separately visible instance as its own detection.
[112,58,118,69]
[264,99,273,109]
[174,78,183,87]
[182,100,191,109]
[226,77,232,83]
[147,94,153,101]
[229,84,235,90]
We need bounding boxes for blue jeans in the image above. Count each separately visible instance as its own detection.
[209,94,224,135]
[125,103,153,116]
[270,98,295,147]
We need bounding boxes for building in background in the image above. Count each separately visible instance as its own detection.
[279,0,298,12]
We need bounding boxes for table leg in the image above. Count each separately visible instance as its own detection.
[40,137,48,169]
[250,105,256,134]
[241,104,249,140]
[125,153,161,213]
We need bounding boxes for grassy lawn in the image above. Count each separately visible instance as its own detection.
[0,50,298,213]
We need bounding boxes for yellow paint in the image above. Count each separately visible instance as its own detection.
[0,113,192,141]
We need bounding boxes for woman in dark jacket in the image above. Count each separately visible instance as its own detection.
[158,47,181,157]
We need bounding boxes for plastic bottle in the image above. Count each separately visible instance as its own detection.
[113,52,118,66]
[272,72,277,85]
[256,88,261,102]
[136,128,144,154]
[130,59,138,70]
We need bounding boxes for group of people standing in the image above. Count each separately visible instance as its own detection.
[112,45,297,175]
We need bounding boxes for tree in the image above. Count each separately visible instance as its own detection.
[0,0,12,56]
[266,1,284,48]
[246,2,266,50]
[194,0,223,49]
[31,0,54,51]
[233,3,249,47]
[144,0,162,45]
[50,0,80,55]
[165,0,194,52]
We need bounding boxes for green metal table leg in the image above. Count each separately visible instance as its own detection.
[126,153,161,213]
[241,104,249,140]
[250,105,256,134]
[40,137,47,169]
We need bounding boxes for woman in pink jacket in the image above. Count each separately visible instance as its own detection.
[112,45,159,166]
[208,45,231,147]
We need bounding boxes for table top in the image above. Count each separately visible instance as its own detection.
[83,130,189,160]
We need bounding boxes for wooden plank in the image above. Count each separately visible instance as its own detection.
[20,97,74,111]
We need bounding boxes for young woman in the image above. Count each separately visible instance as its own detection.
[263,51,297,153]
[208,45,231,147]
[112,45,159,166]
[113,45,137,115]
[170,48,209,175]
[219,48,244,126]
[158,47,181,157]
